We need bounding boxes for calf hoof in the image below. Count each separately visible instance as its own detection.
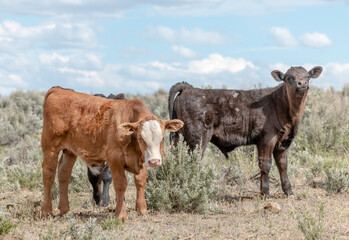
[41,205,53,217]
[284,189,294,196]
[116,213,128,221]
[137,208,148,216]
[260,193,271,199]
[99,200,109,207]
[58,207,69,215]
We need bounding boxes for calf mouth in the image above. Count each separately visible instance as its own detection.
[295,87,309,93]
[148,159,162,167]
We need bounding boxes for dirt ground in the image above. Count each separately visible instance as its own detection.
[1,182,349,240]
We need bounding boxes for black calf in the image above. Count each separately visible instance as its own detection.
[87,93,125,206]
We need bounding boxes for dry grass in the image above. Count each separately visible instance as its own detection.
[1,181,349,240]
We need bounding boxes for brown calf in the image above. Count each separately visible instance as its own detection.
[169,66,323,197]
[41,87,183,220]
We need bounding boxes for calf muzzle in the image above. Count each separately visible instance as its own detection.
[148,159,162,167]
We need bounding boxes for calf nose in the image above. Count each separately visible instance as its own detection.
[148,159,162,167]
[297,81,309,90]
[297,81,308,87]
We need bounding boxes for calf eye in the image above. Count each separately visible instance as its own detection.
[139,138,143,143]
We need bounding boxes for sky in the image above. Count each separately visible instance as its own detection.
[1,0,349,96]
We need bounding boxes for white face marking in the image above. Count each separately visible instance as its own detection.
[140,120,163,166]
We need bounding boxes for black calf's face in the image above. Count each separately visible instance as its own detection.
[271,66,323,94]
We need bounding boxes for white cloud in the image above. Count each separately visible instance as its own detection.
[58,67,105,87]
[0,87,16,96]
[9,74,26,86]
[172,45,198,58]
[150,26,175,42]
[0,20,97,52]
[270,27,298,47]
[39,52,102,70]
[39,53,70,64]
[188,54,255,74]
[300,32,332,47]
[0,0,333,17]
[269,63,289,73]
[326,63,349,73]
[147,26,226,45]
[152,0,331,16]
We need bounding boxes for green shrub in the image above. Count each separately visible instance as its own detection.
[325,168,349,193]
[39,225,63,240]
[298,88,349,155]
[6,162,42,190]
[224,164,245,187]
[145,136,217,213]
[0,207,17,235]
[0,90,44,146]
[62,216,103,240]
[298,203,325,240]
[100,215,124,230]
[69,158,90,193]
[127,88,169,119]
[1,135,42,166]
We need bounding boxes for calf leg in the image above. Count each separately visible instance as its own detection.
[58,149,77,215]
[273,149,293,196]
[257,141,276,197]
[182,122,212,156]
[100,165,112,207]
[134,165,147,215]
[41,150,59,216]
[258,156,272,197]
[109,163,127,221]
[88,167,102,206]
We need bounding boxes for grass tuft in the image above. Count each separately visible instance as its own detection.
[297,203,325,240]
[100,215,124,230]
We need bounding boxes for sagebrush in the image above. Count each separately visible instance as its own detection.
[145,136,217,213]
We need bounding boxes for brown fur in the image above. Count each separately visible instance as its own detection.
[41,86,183,220]
[169,66,322,197]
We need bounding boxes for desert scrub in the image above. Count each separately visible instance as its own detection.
[297,203,325,240]
[298,87,349,155]
[39,225,64,240]
[100,215,124,230]
[61,216,105,240]
[325,168,349,193]
[0,90,44,146]
[145,136,217,213]
[69,158,90,193]
[3,161,42,190]
[127,88,169,120]
[0,207,17,235]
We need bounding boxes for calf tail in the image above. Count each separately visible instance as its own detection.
[168,82,192,143]
[168,82,192,120]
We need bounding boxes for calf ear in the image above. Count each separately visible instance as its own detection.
[118,122,138,136]
[309,66,323,79]
[271,70,285,82]
[165,119,184,132]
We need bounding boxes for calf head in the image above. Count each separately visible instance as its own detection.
[271,66,323,94]
[118,117,183,167]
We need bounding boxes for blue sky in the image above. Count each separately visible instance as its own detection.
[1,0,349,96]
